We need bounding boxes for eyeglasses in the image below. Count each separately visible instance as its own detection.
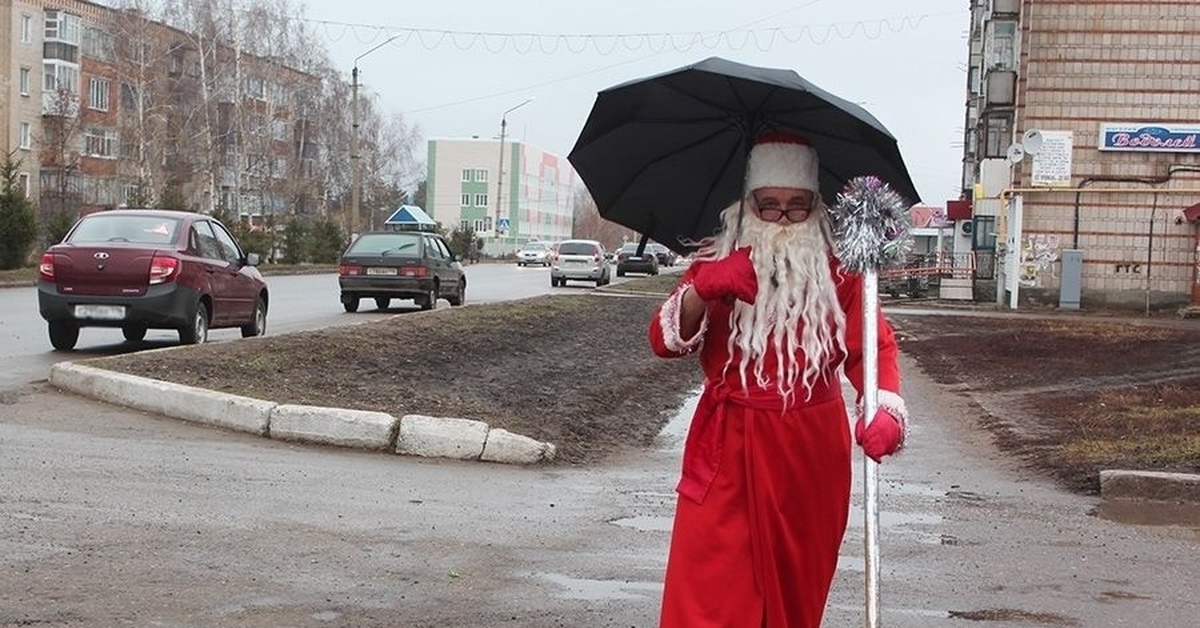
[753,194,814,223]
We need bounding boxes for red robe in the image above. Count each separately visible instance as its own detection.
[648,258,901,628]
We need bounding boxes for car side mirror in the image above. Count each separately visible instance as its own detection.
[245,252,261,267]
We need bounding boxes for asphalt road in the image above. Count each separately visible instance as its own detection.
[1,265,1196,627]
[0,262,589,393]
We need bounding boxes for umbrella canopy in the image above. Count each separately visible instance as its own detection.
[568,56,921,254]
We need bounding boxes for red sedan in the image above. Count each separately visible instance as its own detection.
[37,209,269,350]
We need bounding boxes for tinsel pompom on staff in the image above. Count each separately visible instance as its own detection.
[828,175,914,274]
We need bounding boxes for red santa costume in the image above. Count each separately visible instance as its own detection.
[648,134,908,628]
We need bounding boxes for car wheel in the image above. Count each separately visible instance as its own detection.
[179,301,209,345]
[617,269,625,277]
[240,296,267,338]
[48,321,79,351]
[122,324,148,342]
[375,297,390,310]
[419,284,437,310]
[448,281,466,306]
[342,296,360,313]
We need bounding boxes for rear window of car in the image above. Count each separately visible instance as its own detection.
[619,244,641,253]
[558,242,598,255]
[346,233,423,257]
[67,214,181,245]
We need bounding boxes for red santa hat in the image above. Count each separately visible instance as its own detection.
[745,132,820,193]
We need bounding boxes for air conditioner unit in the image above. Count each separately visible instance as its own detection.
[961,221,974,236]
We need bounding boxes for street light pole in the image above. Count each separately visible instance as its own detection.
[351,34,403,238]
[494,97,533,241]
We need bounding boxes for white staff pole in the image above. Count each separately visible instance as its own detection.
[862,268,881,628]
[828,175,911,628]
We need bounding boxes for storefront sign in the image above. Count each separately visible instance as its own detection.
[1099,123,1200,152]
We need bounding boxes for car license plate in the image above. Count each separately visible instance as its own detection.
[74,304,126,320]
[366,267,398,276]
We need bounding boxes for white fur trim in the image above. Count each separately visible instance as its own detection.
[877,389,909,450]
[658,283,706,353]
[746,141,819,192]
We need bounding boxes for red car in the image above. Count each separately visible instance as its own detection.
[37,209,269,351]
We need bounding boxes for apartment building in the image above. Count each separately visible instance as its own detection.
[426,137,577,255]
[962,0,1200,310]
[0,0,323,225]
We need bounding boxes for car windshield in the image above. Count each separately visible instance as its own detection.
[347,233,422,257]
[522,243,548,251]
[68,214,181,245]
[558,242,597,255]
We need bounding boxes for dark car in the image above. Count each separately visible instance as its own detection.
[615,242,660,277]
[338,230,466,312]
[648,243,678,267]
[37,209,268,351]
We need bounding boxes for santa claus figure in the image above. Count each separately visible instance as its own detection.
[648,132,909,628]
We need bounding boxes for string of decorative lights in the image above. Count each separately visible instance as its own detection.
[304,12,958,54]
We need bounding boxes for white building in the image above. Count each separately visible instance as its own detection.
[426,138,578,255]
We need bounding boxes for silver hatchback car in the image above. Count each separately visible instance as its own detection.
[550,239,611,287]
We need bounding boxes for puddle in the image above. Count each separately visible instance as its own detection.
[1096,500,1200,537]
[828,602,949,619]
[609,515,673,532]
[655,387,702,450]
[537,572,661,601]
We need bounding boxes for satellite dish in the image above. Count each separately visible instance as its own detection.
[1006,143,1026,163]
[1022,129,1044,155]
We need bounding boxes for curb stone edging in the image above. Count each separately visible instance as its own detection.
[1099,469,1200,504]
[48,362,555,465]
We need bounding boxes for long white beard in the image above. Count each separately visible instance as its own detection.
[694,202,847,404]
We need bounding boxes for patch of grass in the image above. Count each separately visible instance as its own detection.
[612,272,684,295]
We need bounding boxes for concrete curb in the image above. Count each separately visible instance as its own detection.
[1099,469,1200,504]
[49,362,555,465]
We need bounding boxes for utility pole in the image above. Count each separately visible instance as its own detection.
[494,97,533,242]
[350,34,403,239]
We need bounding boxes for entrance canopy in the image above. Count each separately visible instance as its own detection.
[384,205,438,231]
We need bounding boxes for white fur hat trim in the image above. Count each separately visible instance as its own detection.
[745,135,819,193]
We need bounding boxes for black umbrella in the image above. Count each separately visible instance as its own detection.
[568,57,921,254]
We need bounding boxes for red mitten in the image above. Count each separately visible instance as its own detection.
[691,247,758,305]
[855,406,906,463]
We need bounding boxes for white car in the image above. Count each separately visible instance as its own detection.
[516,242,552,267]
[550,239,612,287]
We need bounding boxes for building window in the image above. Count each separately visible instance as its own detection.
[43,62,78,94]
[17,173,31,197]
[461,169,471,182]
[44,10,81,44]
[21,15,32,43]
[986,20,1017,71]
[474,193,488,207]
[460,220,470,231]
[474,168,487,182]
[84,128,118,158]
[973,215,997,250]
[18,123,32,150]
[461,193,470,206]
[982,115,1011,158]
[19,68,30,96]
[88,77,110,111]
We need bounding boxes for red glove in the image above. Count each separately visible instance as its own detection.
[691,247,757,305]
[855,406,906,463]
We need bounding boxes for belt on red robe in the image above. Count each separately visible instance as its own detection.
[677,377,840,505]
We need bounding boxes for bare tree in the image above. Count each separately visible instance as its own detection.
[38,85,85,236]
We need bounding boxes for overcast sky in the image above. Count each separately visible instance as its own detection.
[302,0,968,204]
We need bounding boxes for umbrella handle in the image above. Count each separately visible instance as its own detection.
[862,269,882,628]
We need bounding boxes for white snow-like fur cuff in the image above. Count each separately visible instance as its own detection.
[658,283,706,353]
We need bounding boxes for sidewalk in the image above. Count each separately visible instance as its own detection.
[816,352,1199,627]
